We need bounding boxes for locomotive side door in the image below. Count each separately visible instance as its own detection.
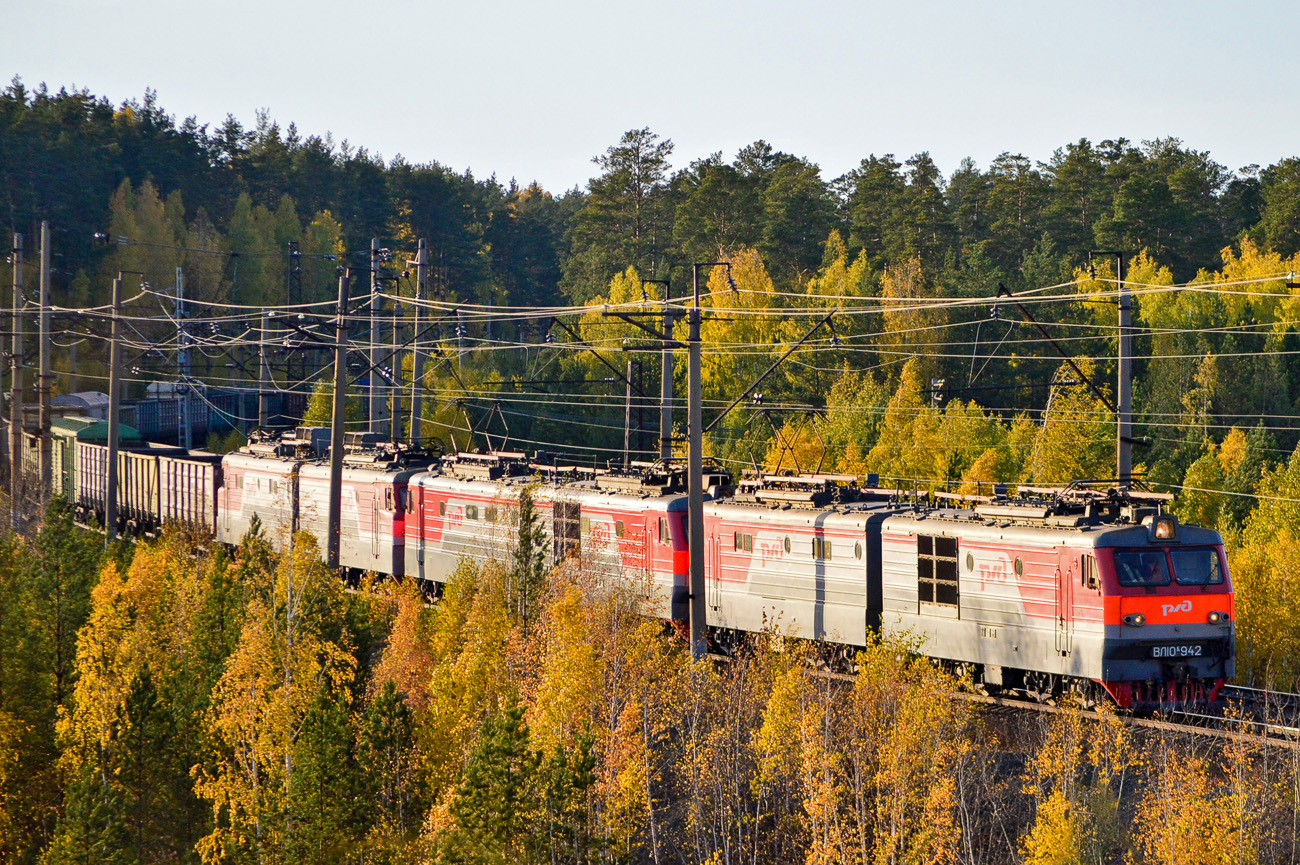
[416,487,426,566]
[371,486,380,559]
[1054,554,1072,656]
[707,529,720,610]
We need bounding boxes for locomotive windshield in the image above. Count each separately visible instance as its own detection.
[1113,547,1225,587]
[1113,550,1171,587]
[1170,548,1224,585]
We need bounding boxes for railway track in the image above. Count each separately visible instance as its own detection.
[799,660,1300,747]
[965,691,1300,748]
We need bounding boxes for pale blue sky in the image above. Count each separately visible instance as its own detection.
[10,0,1299,191]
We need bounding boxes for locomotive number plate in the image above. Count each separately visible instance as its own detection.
[1152,644,1203,659]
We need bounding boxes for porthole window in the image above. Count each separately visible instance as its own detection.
[966,553,975,571]
[855,542,863,560]
[784,536,791,554]
[1014,557,1024,577]
[439,501,446,517]
[466,504,479,521]
[615,520,625,538]
[486,506,497,523]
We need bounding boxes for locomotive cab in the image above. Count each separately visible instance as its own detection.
[879,490,1236,711]
[1094,514,1234,707]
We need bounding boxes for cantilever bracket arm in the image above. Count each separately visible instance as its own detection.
[995,283,1119,416]
[704,309,838,434]
[602,309,685,348]
[550,317,648,397]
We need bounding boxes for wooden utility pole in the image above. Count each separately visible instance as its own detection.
[38,222,51,502]
[409,239,427,444]
[105,275,123,541]
[9,233,22,527]
[327,270,351,570]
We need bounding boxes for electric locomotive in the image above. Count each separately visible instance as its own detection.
[201,431,1233,709]
[405,454,699,620]
[879,490,1233,707]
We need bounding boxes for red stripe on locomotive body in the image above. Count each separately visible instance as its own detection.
[391,483,405,541]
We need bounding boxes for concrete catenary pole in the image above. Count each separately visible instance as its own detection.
[687,266,706,661]
[409,239,427,444]
[660,305,674,462]
[368,238,383,433]
[38,222,51,501]
[258,309,271,429]
[105,275,123,541]
[9,233,22,527]
[1116,253,1132,487]
[624,358,633,468]
[176,267,191,450]
[390,262,403,442]
[327,270,351,570]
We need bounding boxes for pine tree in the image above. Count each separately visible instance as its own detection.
[510,485,548,627]
[285,691,362,865]
[357,682,422,850]
[439,698,539,865]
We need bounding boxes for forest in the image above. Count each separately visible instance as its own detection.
[7,77,1300,861]
[3,507,1300,865]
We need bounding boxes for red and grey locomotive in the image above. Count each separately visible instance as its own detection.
[199,429,1240,708]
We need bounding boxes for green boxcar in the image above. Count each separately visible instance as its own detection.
[51,416,142,503]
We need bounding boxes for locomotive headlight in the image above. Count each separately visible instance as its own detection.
[1123,613,1146,627]
[1208,610,1229,624]
[1153,515,1177,540]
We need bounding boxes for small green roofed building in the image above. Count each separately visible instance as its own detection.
[51,416,143,501]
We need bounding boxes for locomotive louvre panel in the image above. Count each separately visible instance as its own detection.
[553,499,581,560]
[917,534,960,615]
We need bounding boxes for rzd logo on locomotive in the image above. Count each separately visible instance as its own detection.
[1160,599,1193,617]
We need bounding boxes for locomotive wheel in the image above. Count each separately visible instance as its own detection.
[949,661,976,687]
[1063,679,1100,709]
[1023,671,1057,704]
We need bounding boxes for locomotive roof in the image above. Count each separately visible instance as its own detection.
[298,461,428,483]
[706,497,903,529]
[881,507,1224,549]
[414,469,689,511]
